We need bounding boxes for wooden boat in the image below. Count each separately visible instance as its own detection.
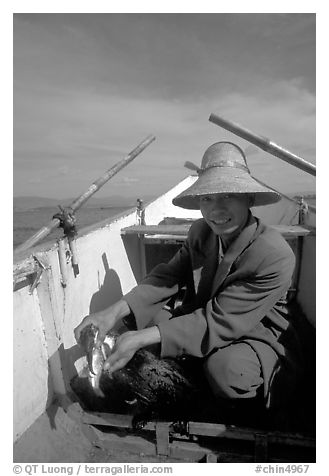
[13,117,316,463]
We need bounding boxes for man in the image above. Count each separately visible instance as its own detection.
[75,142,301,411]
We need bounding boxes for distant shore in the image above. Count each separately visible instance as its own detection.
[13,205,132,248]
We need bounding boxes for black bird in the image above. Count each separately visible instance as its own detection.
[72,325,216,428]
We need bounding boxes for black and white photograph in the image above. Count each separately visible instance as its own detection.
[12,7,317,469]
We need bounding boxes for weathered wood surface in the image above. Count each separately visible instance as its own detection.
[13,256,40,281]
[76,409,315,462]
[209,113,316,177]
[122,224,192,236]
[121,223,315,238]
[81,411,315,448]
[13,252,49,285]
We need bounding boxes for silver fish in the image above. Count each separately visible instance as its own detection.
[78,324,117,397]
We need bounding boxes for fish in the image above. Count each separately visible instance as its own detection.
[73,326,218,428]
[77,323,117,397]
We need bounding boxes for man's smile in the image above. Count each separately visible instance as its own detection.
[210,217,232,225]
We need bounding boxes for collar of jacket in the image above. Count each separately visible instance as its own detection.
[210,212,263,297]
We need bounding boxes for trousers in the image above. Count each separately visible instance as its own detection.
[203,342,278,400]
[148,310,290,406]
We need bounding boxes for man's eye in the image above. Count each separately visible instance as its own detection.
[200,196,211,202]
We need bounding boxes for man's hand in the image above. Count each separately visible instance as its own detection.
[103,331,141,374]
[104,326,161,374]
[74,300,131,346]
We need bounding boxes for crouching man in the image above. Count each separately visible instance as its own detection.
[75,142,302,416]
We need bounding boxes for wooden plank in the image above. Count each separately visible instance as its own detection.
[144,235,187,244]
[254,434,269,462]
[121,224,314,239]
[14,135,156,254]
[13,256,40,281]
[188,422,255,441]
[77,408,315,462]
[82,411,159,432]
[82,412,136,428]
[156,422,170,456]
[121,224,192,236]
[187,422,315,448]
[81,412,315,448]
[272,225,315,238]
[93,429,158,457]
[139,235,147,278]
[206,453,218,462]
[169,441,213,462]
[169,439,254,463]
[208,113,316,177]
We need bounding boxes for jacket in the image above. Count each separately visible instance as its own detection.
[124,213,302,387]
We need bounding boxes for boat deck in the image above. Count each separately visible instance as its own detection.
[13,392,316,464]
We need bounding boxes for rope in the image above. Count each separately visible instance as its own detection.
[52,206,77,238]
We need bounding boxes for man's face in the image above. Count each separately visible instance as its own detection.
[199,193,250,236]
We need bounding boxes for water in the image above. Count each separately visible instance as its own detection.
[13,195,316,249]
[13,206,132,248]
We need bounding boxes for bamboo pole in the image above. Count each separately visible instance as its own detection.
[209,113,316,177]
[14,135,156,255]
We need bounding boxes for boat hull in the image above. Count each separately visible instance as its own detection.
[13,178,316,462]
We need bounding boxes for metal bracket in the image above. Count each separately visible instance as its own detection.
[29,254,49,294]
[171,420,189,436]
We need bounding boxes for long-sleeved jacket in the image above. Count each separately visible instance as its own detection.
[124,213,302,391]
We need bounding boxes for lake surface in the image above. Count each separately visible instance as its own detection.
[13,206,132,248]
[13,195,316,249]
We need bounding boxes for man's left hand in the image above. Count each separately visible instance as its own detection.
[103,326,161,374]
[103,331,140,374]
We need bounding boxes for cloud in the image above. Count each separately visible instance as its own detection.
[209,79,315,161]
[57,166,69,176]
[13,14,315,197]
[28,177,42,184]
[14,79,315,197]
[122,177,139,184]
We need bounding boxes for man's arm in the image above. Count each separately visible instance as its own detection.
[101,245,295,374]
[124,238,192,329]
[75,228,194,346]
[156,249,295,358]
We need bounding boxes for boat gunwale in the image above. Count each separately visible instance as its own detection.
[13,205,137,265]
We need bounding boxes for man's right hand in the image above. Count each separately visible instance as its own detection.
[74,299,131,347]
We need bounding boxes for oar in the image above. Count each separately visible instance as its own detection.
[209,113,316,177]
[14,135,156,255]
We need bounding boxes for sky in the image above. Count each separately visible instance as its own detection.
[13,12,316,199]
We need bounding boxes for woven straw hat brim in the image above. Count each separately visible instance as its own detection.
[172,168,281,210]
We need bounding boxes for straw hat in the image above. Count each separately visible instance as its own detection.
[172,142,281,209]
